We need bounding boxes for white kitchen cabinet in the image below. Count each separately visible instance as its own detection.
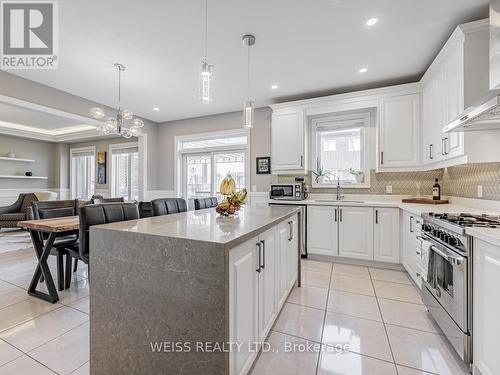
[307,205,338,256]
[373,208,400,263]
[401,210,422,287]
[338,206,374,260]
[258,227,277,341]
[271,108,306,173]
[473,238,500,375]
[378,94,420,169]
[229,237,259,375]
[229,215,299,375]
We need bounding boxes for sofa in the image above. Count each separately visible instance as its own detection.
[0,193,39,229]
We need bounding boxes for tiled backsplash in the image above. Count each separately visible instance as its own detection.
[278,162,500,200]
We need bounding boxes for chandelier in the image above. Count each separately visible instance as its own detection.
[90,63,144,138]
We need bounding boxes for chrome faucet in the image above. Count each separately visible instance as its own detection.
[336,178,344,201]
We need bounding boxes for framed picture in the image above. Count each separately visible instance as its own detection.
[256,157,271,174]
[97,151,106,184]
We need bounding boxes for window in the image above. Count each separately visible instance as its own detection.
[177,131,248,199]
[110,143,139,201]
[312,113,370,187]
[70,147,95,199]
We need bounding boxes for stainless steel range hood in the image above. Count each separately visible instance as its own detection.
[444,0,500,132]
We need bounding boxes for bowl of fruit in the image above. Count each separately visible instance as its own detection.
[216,174,248,216]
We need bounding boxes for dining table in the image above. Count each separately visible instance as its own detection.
[18,216,79,303]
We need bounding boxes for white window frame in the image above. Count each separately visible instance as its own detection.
[70,146,96,199]
[175,129,250,198]
[109,141,140,201]
[311,112,371,188]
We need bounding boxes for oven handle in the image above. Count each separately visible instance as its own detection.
[430,245,464,266]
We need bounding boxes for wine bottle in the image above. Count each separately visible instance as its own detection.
[432,178,441,201]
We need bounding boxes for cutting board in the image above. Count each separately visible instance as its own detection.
[402,198,449,205]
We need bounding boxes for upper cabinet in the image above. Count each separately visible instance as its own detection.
[271,108,307,174]
[378,93,420,169]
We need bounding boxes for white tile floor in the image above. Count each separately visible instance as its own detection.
[0,233,469,375]
[250,259,471,375]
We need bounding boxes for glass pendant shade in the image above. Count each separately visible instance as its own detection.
[133,118,145,128]
[121,109,133,120]
[243,100,254,129]
[90,107,105,119]
[200,61,213,104]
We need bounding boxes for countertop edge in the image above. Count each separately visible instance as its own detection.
[466,227,500,247]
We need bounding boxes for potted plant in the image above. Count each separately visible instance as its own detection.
[349,168,364,183]
[312,158,333,184]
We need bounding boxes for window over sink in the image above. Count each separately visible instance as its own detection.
[311,112,370,188]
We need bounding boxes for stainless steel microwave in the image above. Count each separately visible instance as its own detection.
[269,183,305,200]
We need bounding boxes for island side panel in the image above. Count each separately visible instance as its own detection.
[90,228,227,375]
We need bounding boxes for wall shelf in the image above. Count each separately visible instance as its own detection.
[0,156,36,163]
[0,175,48,180]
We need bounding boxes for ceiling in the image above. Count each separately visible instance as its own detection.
[10,0,488,123]
[0,102,87,130]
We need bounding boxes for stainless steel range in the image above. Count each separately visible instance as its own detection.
[420,212,500,371]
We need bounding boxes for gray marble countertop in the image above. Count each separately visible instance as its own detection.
[92,205,301,248]
[466,227,500,247]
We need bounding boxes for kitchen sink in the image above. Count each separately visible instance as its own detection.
[314,199,365,203]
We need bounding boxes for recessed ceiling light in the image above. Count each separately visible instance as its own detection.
[359,67,368,73]
[153,107,160,111]
[271,84,279,90]
[366,18,378,26]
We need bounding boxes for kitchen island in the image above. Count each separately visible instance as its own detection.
[89,205,301,375]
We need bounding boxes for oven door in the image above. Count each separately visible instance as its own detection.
[424,237,467,332]
[270,185,294,199]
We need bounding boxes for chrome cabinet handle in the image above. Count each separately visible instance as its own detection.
[409,216,414,233]
[429,144,434,160]
[256,242,262,273]
[444,137,449,155]
[380,151,384,165]
[339,208,343,222]
[334,208,338,222]
[288,221,293,241]
[375,210,378,224]
[300,155,303,167]
[260,240,266,269]
[441,138,445,155]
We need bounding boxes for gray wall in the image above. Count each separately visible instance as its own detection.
[0,134,58,189]
[156,107,274,192]
[0,71,158,190]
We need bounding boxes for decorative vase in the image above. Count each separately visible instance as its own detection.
[355,174,364,183]
[6,149,15,158]
[25,171,33,176]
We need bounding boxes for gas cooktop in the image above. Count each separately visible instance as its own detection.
[427,213,500,228]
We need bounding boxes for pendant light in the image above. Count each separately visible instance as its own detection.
[242,34,255,129]
[90,63,144,138]
[200,0,213,103]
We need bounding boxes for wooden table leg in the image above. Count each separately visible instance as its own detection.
[28,231,59,303]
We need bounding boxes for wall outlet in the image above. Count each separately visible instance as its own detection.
[477,185,483,198]
[386,185,393,194]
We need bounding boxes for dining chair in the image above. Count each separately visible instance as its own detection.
[193,197,218,210]
[64,202,140,284]
[28,200,79,291]
[151,198,187,216]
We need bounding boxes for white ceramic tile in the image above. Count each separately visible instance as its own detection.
[302,260,332,274]
[273,303,324,342]
[302,269,331,288]
[0,355,55,375]
[0,299,59,332]
[330,275,375,296]
[369,268,412,285]
[67,297,89,315]
[287,285,328,310]
[0,340,23,366]
[318,350,397,375]
[39,279,89,305]
[378,298,441,334]
[332,264,370,279]
[396,365,436,375]
[322,312,393,362]
[70,361,89,375]
[29,322,89,375]
[386,325,469,375]
[0,283,28,309]
[0,266,59,290]
[0,307,88,352]
[327,290,381,322]
[251,331,319,375]
[373,280,423,304]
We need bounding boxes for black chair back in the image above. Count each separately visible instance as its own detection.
[32,200,77,219]
[78,203,139,260]
[92,197,125,204]
[151,198,187,216]
[193,197,218,210]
